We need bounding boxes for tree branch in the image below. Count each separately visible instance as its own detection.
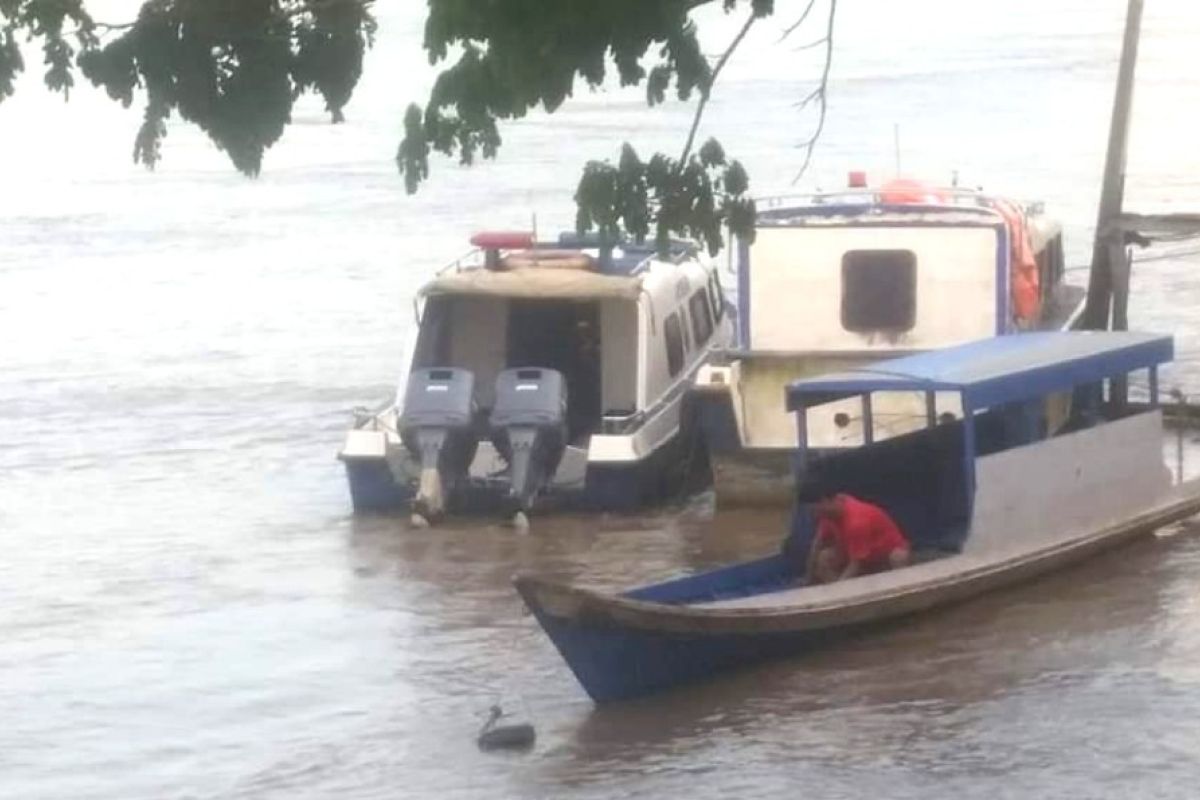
[793,35,828,52]
[778,0,819,42]
[679,8,756,164]
[792,0,837,184]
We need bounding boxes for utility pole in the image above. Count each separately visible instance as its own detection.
[1081,0,1145,333]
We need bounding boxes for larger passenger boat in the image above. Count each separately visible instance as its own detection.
[339,232,734,523]
[690,176,1087,507]
[517,332,1200,703]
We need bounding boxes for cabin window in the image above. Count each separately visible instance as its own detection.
[841,250,917,333]
[689,289,714,346]
[664,312,685,377]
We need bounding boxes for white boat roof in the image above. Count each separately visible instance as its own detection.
[757,207,1003,228]
[753,186,1063,246]
[418,267,643,301]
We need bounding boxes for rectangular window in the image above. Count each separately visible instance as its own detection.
[841,250,917,333]
[689,288,714,346]
[664,312,685,377]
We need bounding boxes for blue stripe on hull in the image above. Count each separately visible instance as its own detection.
[343,427,709,516]
[343,459,413,512]
[582,428,708,511]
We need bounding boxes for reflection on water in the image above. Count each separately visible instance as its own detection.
[5,0,1200,797]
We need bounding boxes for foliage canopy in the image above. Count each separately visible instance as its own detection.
[2,0,831,253]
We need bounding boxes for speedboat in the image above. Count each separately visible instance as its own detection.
[517,331,1200,702]
[339,231,734,524]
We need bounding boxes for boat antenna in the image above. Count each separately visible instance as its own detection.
[893,123,902,176]
[531,212,538,244]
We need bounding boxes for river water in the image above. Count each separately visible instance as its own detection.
[4,1,1200,798]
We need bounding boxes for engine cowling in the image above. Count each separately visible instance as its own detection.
[489,368,568,518]
[399,368,478,522]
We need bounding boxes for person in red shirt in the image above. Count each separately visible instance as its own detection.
[804,491,912,584]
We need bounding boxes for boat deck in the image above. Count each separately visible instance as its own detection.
[693,479,1200,612]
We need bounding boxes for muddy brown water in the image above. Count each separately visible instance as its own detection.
[5,0,1200,797]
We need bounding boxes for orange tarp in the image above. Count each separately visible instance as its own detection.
[989,197,1041,323]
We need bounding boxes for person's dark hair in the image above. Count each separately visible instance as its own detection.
[795,478,834,505]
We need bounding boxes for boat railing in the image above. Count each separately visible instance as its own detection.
[755,188,1046,216]
[435,247,488,276]
[430,237,703,278]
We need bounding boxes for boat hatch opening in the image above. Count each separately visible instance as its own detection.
[507,299,600,442]
[411,295,638,444]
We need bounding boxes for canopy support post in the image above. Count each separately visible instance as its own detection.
[862,394,874,445]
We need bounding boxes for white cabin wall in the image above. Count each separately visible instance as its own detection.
[637,256,732,412]
[641,264,694,407]
[640,289,672,409]
[600,299,638,414]
[966,411,1171,556]
[748,226,1000,351]
[448,296,508,407]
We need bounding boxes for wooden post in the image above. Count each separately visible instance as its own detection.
[1110,243,1132,406]
[1111,243,1132,331]
[1082,0,1144,331]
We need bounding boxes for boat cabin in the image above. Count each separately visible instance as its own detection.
[692,178,1085,507]
[783,332,1174,561]
[409,233,730,443]
[742,182,1070,352]
[341,231,734,519]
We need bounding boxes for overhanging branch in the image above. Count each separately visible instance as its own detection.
[679,9,757,164]
[792,0,837,184]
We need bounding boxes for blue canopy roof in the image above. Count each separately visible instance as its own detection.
[786,332,1173,412]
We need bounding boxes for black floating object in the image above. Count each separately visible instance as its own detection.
[477,704,536,751]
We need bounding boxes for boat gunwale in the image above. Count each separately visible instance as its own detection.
[516,477,1200,637]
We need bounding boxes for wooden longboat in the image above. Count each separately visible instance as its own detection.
[516,332,1200,703]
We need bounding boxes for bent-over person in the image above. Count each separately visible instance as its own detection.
[801,489,912,585]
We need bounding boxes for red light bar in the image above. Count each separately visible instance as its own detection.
[470,231,535,250]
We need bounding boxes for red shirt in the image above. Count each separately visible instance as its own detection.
[817,494,909,564]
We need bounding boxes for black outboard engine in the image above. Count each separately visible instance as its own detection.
[399,368,478,524]
[489,368,568,521]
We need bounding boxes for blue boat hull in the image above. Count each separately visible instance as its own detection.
[342,458,414,511]
[342,422,709,516]
[519,588,847,703]
[515,555,822,703]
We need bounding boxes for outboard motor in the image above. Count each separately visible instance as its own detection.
[489,368,568,523]
[399,368,478,524]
